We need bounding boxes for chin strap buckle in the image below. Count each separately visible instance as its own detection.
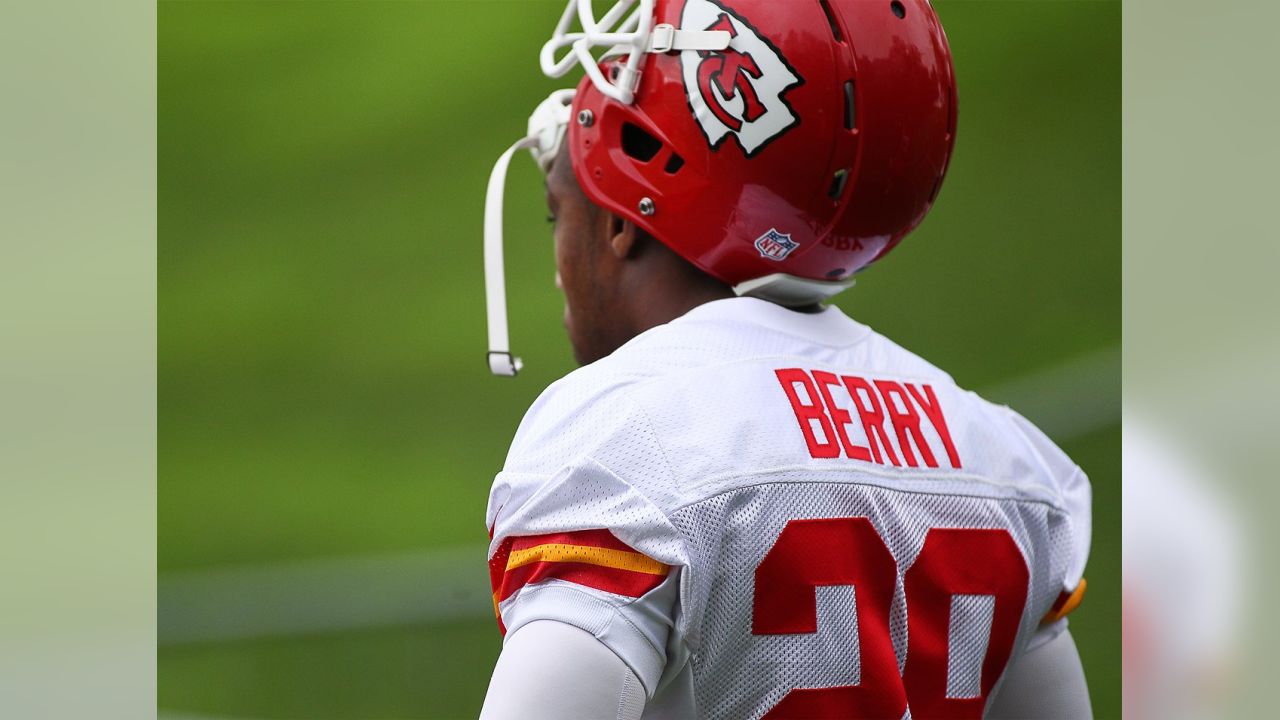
[487,351,523,377]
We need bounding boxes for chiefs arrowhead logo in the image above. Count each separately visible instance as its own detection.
[679,0,804,157]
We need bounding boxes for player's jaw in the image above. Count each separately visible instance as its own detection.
[545,149,621,367]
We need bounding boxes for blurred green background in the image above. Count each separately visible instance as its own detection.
[159,1,1119,718]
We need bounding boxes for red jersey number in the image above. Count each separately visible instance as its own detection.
[753,518,1029,719]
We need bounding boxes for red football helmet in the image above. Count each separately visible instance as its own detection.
[485,0,956,375]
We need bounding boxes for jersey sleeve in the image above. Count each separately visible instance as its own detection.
[1004,409,1092,622]
[485,373,689,697]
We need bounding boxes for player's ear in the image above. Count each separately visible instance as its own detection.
[607,213,639,260]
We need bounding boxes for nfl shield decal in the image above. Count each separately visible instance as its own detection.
[754,229,798,261]
[679,0,804,157]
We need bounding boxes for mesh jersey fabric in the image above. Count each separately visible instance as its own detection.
[485,297,1091,719]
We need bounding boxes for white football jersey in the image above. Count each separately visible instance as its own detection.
[486,298,1090,719]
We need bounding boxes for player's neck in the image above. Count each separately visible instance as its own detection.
[617,248,735,338]
[632,283,733,336]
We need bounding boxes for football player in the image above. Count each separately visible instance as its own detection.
[479,1,1092,718]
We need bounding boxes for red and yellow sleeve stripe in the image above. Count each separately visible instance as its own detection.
[1041,578,1087,624]
[488,529,670,634]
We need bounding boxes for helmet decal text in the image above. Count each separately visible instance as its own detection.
[680,0,804,156]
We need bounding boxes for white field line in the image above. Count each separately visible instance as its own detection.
[158,546,491,646]
[159,714,265,720]
[159,346,1119,646]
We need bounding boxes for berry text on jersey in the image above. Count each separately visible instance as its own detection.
[775,368,962,469]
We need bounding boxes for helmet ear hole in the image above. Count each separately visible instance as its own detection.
[622,122,663,163]
[664,153,685,175]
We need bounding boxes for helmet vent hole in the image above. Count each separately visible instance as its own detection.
[818,0,845,43]
[828,169,850,201]
[622,122,663,163]
[843,80,856,131]
[664,153,685,174]
[891,1,906,19]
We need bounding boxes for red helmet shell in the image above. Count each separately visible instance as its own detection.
[568,0,957,289]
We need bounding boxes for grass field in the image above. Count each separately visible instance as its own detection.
[159,1,1120,717]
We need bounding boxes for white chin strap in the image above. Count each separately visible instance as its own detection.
[484,90,574,376]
